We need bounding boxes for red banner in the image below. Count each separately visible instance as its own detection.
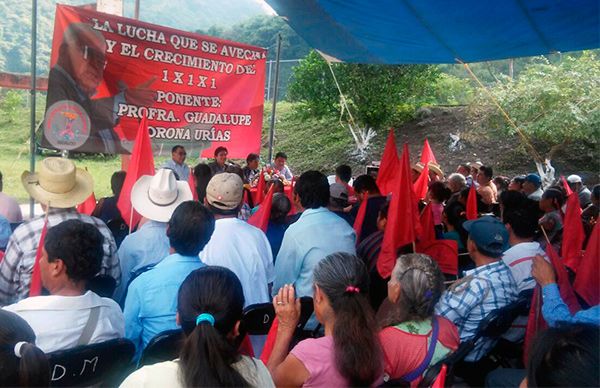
[42,5,266,158]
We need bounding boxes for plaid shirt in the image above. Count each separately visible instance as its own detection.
[435,260,517,362]
[0,208,120,306]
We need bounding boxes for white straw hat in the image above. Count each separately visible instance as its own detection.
[131,169,193,222]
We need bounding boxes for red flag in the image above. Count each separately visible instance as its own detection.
[420,203,436,243]
[416,240,458,275]
[431,364,447,388]
[287,177,297,216]
[524,244,581,361]
[255,170,266,205]
[376,128,400,195]
[561,176,573,196]
[76,192,96,215]
[117,115,155,229]
[248,185,275,232]
[413,163,430,200]
[260,317,279,364]
[562,191,584,271]
[420,138,437,165]
[574,222,600,306]
[29,216,49,297]
[353,192,369,243]
[187,168,198,201]
[466,184,478,220]
[378,143,421,278]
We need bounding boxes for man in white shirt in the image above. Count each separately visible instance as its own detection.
[200,173,274,307]
[271,152,293,181]
[3,219,124,353]
[522,173,543,201]
[161,145,190,181]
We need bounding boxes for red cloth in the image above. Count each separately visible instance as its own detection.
[420,138,437,165]
[378,143,421,278]
[562,191,584,271]
[238,334,255,357]
[188,169,198,201]
[416,240,459,275]
[353,193,369,243]
[379,316,458,386]
[76,192,97,215]
[376,128,400,196]
[260,317,279,364]
[466,184,478,220]
[413,163,430,200]
[574,222,600,306]
[432,364,447,388]
[287,178,297,216]
[29,217,49,297]
[248,185,275,232]
[524,244,581,362]
[255,170,266,205]
[561,175,573,196]
[117,115,156,229]
[420,203,436,243]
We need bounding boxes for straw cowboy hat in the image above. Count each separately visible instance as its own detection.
[412,162,425,173]
[131,169,193,222]
[428,162,445,178]
[21,157,93,208]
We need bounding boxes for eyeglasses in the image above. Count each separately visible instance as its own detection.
[82,45,107,70]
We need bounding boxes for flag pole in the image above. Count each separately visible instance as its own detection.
[129,204,134,234]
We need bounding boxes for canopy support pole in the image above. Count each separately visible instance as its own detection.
[29,0,38,218]
[267,33,282,163]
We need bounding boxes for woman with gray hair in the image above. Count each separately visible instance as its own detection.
[379,254,459,386]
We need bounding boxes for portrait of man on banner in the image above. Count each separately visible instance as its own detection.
[43,22,154,154]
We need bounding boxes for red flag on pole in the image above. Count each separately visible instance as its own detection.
[378,143,421,278]
[416,240,459,276]
[76,192,97,215]
[413,163,430,200]
[248,185,275,232]
[431,364,447,388]
[255,170,266,205]
[574,222,600,306]
[353,192,369,244]
[561,176,573,196]
[420,203,436,243]
[29,215,49,297]
[260,317,279,364]
[420,138,437,165]
[188,168,198,201]
[466,184,478,220]
[562,191,585,272]
[117,115,156,229]
[376,128,400,196]
[524,243,580,361]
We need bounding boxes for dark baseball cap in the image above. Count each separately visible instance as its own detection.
[463,216,509,258]
[524,173,542,187]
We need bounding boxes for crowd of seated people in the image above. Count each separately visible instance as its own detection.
[0,149,598,387]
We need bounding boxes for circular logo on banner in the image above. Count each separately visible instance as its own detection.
[43,100,91,150]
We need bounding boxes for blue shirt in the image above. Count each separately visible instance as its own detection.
[114,220,170,303]
[123,253,204,358]
[274,207,356,298]
[542,283,600,327]
[435,260,518,362]
[160,159,190,181]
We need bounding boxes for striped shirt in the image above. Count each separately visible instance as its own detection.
[502,242,546,293]
[435,260,517,361]
[0,208,120,306]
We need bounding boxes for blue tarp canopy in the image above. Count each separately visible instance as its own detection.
[265,0,600,64]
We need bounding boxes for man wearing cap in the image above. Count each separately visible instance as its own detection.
[468,161,483,188]
[522,173,543,201]
[113,169,192,303]
[200,173,274,307]
[124,201,214,357]
[161,145,190,181]
[0,158,120,305]
[566,174,592,208]
[435,216,518,365]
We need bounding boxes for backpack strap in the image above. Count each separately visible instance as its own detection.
[77,306,101,346]
[401,317,440,383]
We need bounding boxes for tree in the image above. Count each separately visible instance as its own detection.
[471,52,600,160]
[287,50,440,129]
